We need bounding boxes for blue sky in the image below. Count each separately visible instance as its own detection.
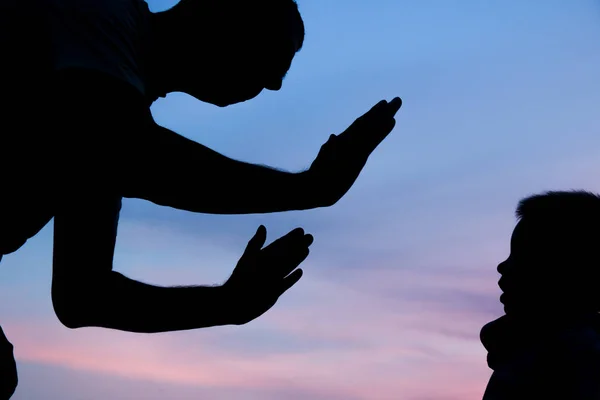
[2,0,600,398]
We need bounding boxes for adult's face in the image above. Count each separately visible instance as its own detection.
[179,12,304,107]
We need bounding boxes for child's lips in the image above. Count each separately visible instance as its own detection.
[499,293,505,303]
[498,276,518,295]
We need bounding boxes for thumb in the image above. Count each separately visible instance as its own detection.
[244,225,267,256]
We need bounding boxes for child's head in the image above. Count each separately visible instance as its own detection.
[498,190,600,318]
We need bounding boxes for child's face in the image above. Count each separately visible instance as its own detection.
[497,219,580,318]
[497,220,535,316]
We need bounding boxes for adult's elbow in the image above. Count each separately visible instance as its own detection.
[51,286,98,329]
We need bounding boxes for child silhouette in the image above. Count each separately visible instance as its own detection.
[481,190,600,400]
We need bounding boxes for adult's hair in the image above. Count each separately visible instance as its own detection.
[164,0,305,51]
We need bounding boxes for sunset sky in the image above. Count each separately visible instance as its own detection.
[3,0,600,399]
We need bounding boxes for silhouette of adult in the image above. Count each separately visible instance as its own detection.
[481,191,600,400]
[0,326,16,400]
[0,0,401,396]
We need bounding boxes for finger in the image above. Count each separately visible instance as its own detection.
[387,97,402,115]
[261,232,311,279]
[289,227,305,236]
[356,98,399,122]
[264,227,305,250]
[278,227,305,246]
[339,100,391,143]
[279,268,303,295]
[304,234,314,247]
[365,98,401,125]
[356,100,388,125]
[244,225,267,255]
[370,117,397,147]
[277,240,311,278]
[370,99,388,113]
[356,108,398,154]
[350,100,388,126]
[367,99,400,128]
[265,230,312,253]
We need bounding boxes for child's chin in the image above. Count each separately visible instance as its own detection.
[503,304,515,315]
[501,303,532,319]
[499,294,516,314]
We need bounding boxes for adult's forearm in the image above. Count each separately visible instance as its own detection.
[207,160,316,214]
[182,146,316,214]
[59,271,234,333]
[130,124,319,215]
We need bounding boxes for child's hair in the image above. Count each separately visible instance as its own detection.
[514,190,600,308]
[516,190,600,223]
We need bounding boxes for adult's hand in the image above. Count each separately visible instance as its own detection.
[222,225,313,325]
[0,325,17,400]
[305,97,402,207]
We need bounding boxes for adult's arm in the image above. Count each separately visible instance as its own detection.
[51,67,317,216]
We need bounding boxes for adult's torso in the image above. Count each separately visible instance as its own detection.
[0,0,152,99]
[0,0,153,179]
[0,0,152,256]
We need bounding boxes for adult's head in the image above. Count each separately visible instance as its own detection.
[497,190,600,319]
[150,0,305,106]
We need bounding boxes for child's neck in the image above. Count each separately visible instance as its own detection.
[505,311,600,330]
[481,312,600,370]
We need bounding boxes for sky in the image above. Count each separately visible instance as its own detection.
[2,0,600,399]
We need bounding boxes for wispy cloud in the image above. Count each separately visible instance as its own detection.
[7,247,496,399]
[4,0,600,398]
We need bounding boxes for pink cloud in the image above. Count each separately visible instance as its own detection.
[5,255,495,399]
[1,212,508,399]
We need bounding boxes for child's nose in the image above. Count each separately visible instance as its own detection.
[497,259,509,274]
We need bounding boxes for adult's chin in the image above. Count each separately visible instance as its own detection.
[215,87,266,107]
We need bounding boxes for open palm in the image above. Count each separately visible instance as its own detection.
[307,97,402,207]
[222,225,313,325]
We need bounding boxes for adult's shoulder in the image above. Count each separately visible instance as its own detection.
[45,0,150,15]
[45,0,153,98]
[51,68,154,124]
